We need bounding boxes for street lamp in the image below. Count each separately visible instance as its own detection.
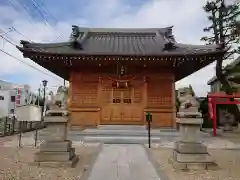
[42,80,48,117]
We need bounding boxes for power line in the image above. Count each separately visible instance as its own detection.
[0,48,62,82]
[10,27,34,42]
[17,0,64,41]
[6,0,64,41]
[0,30,18,46]
[0,28,63,82]
[0,29,13,36]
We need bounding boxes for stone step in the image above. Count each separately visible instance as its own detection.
[39,134,179,144]
[37,155,79,168]
[34,148,75,162]
[98,125,147,130]
[79,136,163,144]
[40,140,72,152]
[66,129,179,137]
[67,129,208,137]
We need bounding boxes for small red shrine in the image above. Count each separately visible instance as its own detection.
[208,91,240,136]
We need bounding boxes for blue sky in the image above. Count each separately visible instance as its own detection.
[0,0,236,95]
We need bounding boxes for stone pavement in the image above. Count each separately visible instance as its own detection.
[87,144,161,180]
[2,130,240,150]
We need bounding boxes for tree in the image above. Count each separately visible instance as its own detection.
[188,85,195,97]
[201,0,240,94]
[35,96,44,106]
[237,21,240,33]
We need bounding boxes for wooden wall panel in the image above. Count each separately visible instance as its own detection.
[147,72,173,108]
[69,71,100,127]
[70,111,100,127]
[68,70,175,128]
[151,112,173,128]
[145,71,174,127]
[70,72,99,107]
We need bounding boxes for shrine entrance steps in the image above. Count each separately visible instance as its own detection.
[39,125,178,144]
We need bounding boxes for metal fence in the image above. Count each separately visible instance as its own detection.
[0,117,45,137]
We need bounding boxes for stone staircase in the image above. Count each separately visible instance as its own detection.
[39,125,209,144]
[40,125,174,144]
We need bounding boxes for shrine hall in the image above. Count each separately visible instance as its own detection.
[17,25,225,128]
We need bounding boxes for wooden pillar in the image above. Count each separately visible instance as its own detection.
[97,76,102,126]
[143,76,148,125]
[68,73,73,127]
[172,79,176,128]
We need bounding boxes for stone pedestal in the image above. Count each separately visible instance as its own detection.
[169,111,217,170]
[34,110,79,168]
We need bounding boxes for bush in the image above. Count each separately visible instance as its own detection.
[199,97,213,128]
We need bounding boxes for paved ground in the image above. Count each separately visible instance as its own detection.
[1,129,240,180]
[151,147,240,180]
[0,144,101,180]
[87,144,160,180]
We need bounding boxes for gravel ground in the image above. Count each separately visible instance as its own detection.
[150,147,240,180]
[0,144,101,180]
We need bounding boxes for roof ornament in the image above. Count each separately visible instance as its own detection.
[162,26,177,51]
[165,27,175,43]
[71,25,80,40]
[71,25,82,49]
[20,40,30,48]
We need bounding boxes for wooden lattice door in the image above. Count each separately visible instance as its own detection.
[100,81,144,124]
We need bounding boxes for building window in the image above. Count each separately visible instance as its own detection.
[113,98,121,103]
[11,96,15,102]
[0,96,4,100]
[123,99,131,104]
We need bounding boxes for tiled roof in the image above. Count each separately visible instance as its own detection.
[17,26,222,56]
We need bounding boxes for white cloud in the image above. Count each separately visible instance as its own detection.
[0,0,233,96]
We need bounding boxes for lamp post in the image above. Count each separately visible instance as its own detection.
[42,80,48,117]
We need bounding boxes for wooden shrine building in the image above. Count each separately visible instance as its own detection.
[17,25,225,128]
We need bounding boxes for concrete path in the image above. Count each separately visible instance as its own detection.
[87,144,160,180]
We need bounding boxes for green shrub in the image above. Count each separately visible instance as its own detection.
[199,97,213,128]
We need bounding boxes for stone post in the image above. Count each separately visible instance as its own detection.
[169,88,217,170]
[34,109,78,168]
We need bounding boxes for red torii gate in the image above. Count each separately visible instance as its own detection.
[208,92,240,136]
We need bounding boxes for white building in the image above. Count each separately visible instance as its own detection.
[0,80,37,117]
[0,90,16,117]
[0,80,18,90]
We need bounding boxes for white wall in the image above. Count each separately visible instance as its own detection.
[0,90,16,117]
[0,91,9,117]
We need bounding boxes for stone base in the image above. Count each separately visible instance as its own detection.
[223,123,233,132]
[169,157,218,170]
[174,141,207,154]
[173,150,213,163]
[170,141,218,170]
[34,140,78,168]
[35,155,79,168]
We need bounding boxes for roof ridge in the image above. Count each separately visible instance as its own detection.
[73,25,173,33]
